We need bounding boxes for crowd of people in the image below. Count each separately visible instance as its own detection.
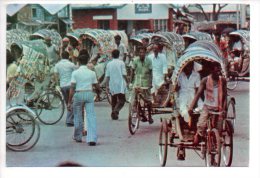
[6,29,234,149]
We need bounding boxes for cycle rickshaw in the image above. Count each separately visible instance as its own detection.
[128,32,185,135]
[158,41,235,167]
[182,31,213,49]
[8,38,65,125]
[67,29,129,103]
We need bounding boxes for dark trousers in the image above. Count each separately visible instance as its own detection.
[111,93,126,116]
[61,86,74,124]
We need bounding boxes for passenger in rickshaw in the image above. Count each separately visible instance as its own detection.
[175,61,203,129]
[228,49,241,75]
[148,44,168,104]
[188,62,227,145]
[130,47,153,124]
[114,35,128,62]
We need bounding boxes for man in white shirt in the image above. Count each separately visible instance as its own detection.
[114,35,128,62]
[176,62,202,127]
[54,51,77,127]
[106,49,128,120]
[148,44,168,103]
[68,54,100,145]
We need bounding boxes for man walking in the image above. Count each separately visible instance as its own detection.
[54,51,77,127]
[106,49,128,120]
[114,35,128,62]
[68,54,100,145]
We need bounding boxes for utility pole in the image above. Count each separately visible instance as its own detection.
[236,4,240,30]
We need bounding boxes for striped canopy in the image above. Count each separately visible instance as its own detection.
[172,48,226,86]
[229,30,250,50]
[30,29,62,48]
[6,29,30,50]
[182,31,213,42]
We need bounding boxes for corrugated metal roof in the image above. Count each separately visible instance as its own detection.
[6,4,27,16]
[40,4,68,15]
[7,4,68,16]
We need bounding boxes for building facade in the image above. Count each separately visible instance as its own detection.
[72,4,175,35]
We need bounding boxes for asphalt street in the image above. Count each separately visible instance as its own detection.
[6,81,249,167]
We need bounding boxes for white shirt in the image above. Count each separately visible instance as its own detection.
[178,71,200,95]
[177,70,201,121]
[71,66,98,91]
[148,53,168,92]
[232,40,242,51]
[105,58,127,95]
[54,59,77,87]
[115,43,127,61]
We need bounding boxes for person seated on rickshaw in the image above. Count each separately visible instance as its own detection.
[148,44,168,104]
[175,61,203,130]
[228,49,241,76]
[130,47,153,124]
[188,62,227,145]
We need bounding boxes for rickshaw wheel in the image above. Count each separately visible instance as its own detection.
[6,111,40,152]
[205,128,221,167]
[159,119,168,167]
[227,100,236,133]
[35,91,65,125]
[227,77,238,91]
[222,120,233,167]
[128,103,140,135]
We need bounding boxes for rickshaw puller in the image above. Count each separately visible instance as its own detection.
[188,62,227,145]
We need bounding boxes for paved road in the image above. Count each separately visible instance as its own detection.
[6,81,249,167]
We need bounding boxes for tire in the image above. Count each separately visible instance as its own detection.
[35,91,65,125]
[159,119,168,166]
[205,128,221,167]
[128,103,140,135]
[222,120,233,167]
[7,120,40,152]
[6,111,35,147]
[227,77,238,91]
[227,100,236,133]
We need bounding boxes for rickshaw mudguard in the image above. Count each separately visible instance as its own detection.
[6,104,37,118]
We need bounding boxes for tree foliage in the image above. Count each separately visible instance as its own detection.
[193,4,228,21]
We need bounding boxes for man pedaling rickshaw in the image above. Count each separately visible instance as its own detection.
[130,46,153,124]
[188,62,227,145]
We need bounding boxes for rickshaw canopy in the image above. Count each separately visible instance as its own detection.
[229,30,250,50]
[7,29,30,50]
[30,29,62,48]
[172,47,226,87]
[182,31,213,42]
